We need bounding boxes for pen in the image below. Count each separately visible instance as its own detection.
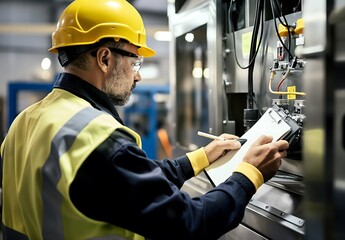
[197,131,247,145]
[197,131,226,141]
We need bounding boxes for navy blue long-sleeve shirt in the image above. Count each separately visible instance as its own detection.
[52,73,256,240]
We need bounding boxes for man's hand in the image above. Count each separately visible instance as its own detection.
[243,135,289,182]
[203,133,242,164]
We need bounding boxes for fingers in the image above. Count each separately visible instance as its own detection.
[275,139,289,152]
[209,133,242,150]
[252,135,274,146]
[204,137,242,164]
[252,136,289,153]
[211,138,241,151]
[242,136,290,182]
[219,133,239,140]
[276,141,289,160]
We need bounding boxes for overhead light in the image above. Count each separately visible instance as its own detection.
[154,31,172,41]
[203,68,209,79]
[192,60,202,78]
[41,58,51,71]
[185,33,194,42]
[192,67,203,79]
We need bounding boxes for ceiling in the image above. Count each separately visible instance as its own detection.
[132,0,168,15]
[0,0,170,59]
[0,0,168,18]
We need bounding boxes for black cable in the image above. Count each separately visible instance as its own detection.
[272,0,292,58]
[248,0,264,109]
[227,0,264,70]
[273,0,289,27]
[269,0,294,60]
[252,97,263,117]
[293,0,301,12]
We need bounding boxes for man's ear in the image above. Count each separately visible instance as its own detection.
[97,48,111,73]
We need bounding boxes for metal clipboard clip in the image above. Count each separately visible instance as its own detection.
[268,108,284,124]
[270,104,302,143]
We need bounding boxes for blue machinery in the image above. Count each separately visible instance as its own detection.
[7,82,54,128]
[124,85,170,159]
[7,81,169,159]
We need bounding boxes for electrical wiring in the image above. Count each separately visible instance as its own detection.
[276,67,290,91]
[227,0,264,70]
[248,0,264,109]
[272,0,292,56]
[269,0,294,60]
[272,0,290,28]
[270,0,293,59]
[252,97,263,117]
[276,76,286,91]
[293,0,301,12]
[268,70,306,96]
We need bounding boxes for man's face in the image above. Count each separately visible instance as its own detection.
[104,44,141,106]
[104,59,136,106]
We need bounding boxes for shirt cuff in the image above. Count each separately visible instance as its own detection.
[233,162,264,191]
[186,148,209,176]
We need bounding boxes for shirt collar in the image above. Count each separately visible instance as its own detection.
[53,72,124,124]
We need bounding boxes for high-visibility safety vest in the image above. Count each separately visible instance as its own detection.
[1,88,144,240]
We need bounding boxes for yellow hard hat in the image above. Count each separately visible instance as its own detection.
[49,0,156,58]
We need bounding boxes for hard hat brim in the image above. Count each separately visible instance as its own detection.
[138,46,156,58]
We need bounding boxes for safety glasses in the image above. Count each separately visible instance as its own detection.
[90,47,143,73]
[108,47,143,73]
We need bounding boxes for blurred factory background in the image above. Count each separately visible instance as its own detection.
[0,0,171,158]
[0,0,170,86]
[1,0,345,239]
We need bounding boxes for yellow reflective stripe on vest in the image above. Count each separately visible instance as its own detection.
[41,107,103,239]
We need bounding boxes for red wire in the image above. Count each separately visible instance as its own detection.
[276,77,286,91]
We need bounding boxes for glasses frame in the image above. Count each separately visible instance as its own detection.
[90,47,143,73]
[107,47,139,58]
[108,47,143,73]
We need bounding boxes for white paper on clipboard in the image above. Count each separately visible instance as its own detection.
[204,107,292,187]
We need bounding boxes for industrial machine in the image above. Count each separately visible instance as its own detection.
[168,0,345,239]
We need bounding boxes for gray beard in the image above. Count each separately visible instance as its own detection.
[107,93,130,106]
[106,83,135,106]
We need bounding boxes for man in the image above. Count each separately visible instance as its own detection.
[0,0,289,239]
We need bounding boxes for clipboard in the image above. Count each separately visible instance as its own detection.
[204,105,298,187]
